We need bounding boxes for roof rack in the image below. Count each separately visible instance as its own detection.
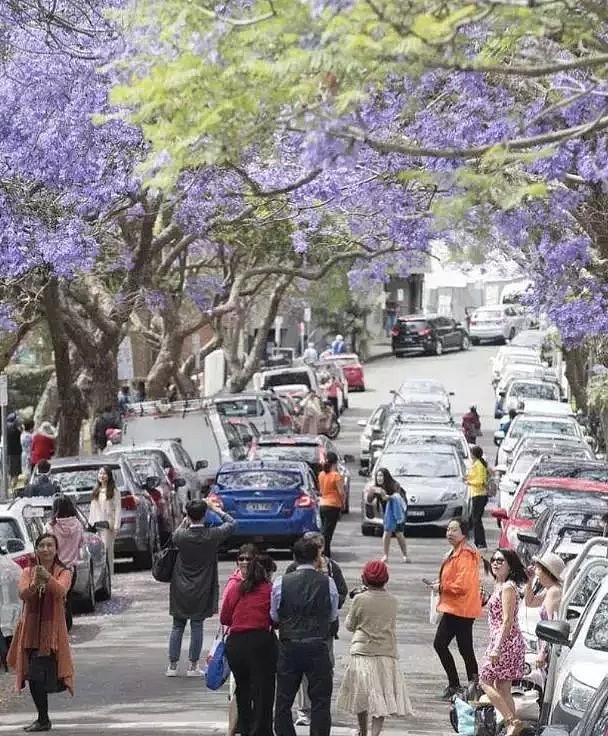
[124,399,213,419]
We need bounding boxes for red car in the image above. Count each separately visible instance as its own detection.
[319,353,365,391]
[492,475,608,550]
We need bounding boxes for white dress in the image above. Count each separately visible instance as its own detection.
[88,488,121,571]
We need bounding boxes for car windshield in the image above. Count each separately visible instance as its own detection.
[398,380,443,394]
[402,320,428,332]
[328,356,358,366]
[509,383,560,401]
[0,518,21,545]
[511,453,540,476]
[122,449,171,469]
[50,467,124,492]
[585,594,608,652]
[256,444,319,465]
[382,453,460,478]
[518,486,608,521]
[215,399,259,418]
[129,458,160,482]
[535,464,608,482]
[262,372,311,389]
[510,418,577,439]
[545,510,608,539]
[511,332,545,348]
[390,433,466,458]
[216,470,301,489]
[476,309,504,320]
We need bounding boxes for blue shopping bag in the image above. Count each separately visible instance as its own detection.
[205,628,230,691]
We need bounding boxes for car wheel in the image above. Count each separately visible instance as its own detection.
[394,351,405,358]
[471,337,480,346]
[509,328,516,340]
[96,557,112,602]
[80,565,96,614]
[434,339,443,356]
[499,335,507,345]
[460,335,470,351]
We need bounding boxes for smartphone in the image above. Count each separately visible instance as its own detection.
[422,577,433,586]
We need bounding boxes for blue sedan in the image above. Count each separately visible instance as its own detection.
[208,461,321,551]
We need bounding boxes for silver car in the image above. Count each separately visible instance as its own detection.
[0,545,21,640]
[470,305,528,345]
[362,445,469,535]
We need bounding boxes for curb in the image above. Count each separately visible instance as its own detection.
[364,349,393,364]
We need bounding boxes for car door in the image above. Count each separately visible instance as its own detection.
[436,317,453,348]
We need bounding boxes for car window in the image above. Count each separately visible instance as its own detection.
[509,418,578,439]
[569,563,608,611]
[518,486,608,521]
[23,516,45,544]
[402,320,428,332]
[124,449,171,470]
[509,383,560,401]
[585,593,608,652]
[0,518,22,544]
[173,443,194,470]
[534,464,608,482]
[215,399,260,418]
[381,453,460,478]
[256,444,320,466]
[216,470,302,489]
[511,453,538,476]
[590,691,608,736]
[51,467,125,491]
[262,371,312,390]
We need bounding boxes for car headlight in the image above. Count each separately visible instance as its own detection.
[440,490,460,502]
[561,673,595,715]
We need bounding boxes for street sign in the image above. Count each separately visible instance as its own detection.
[397,289,404,302]
[304,307,312,323]
[0,373,8,407]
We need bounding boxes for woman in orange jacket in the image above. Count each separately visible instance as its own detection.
[428,517,483,700]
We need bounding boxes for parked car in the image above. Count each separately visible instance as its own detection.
[492,346,542,386]
[251,434,352,512]
[364,445,468,533]
[390,314,471,357]
[47,456,160,570]
[495,379,563,418]
[383,424,471,466]
[253,365,320,399]
[0,540,23,640]
[492,475,608,549]
[395,378,454,412]
[0,497,111,612]
[209,461,321,551]
[511,329,555,364]
[318,353,365,391]
[212,392,277,435]
[469,304,528,344]
[539,674,608,736]
[357,402,392,470]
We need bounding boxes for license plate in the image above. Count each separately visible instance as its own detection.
[407,510,425,518]
[246,503,273,512]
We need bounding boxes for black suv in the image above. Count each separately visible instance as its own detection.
[390,314,470,357]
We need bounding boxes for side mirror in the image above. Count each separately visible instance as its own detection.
[357,419,367,428]
[173,477,186,488]
[535,620,571,647]
[491,508,508,521]
[145,476,161,491]
[195,460,208,471]
[499,391,506,398]
[359,468,370,478]
[5,537,25,554]
[494,464,507,475]
[343,453,355,463]
[494,430,505,446]
[517,530,541,546]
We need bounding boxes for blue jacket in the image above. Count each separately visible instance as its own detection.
[383,493,407,533]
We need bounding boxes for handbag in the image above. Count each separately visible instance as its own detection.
[205,627,230,690]
[474,704,497,736]
[452,697,475,736]
[429,589,441,625]
[152,540,178,583]
[28,650,65,693]
[0,627,8,672]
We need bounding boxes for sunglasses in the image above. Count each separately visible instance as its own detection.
[491,557,505,565]
[238,556,253,562]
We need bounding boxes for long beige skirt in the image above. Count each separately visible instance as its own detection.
[337,655,414,719]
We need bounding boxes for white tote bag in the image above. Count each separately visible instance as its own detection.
[429,589,441,625]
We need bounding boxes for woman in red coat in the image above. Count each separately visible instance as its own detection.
[30,422,57,468]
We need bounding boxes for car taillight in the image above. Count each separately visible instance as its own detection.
[390,326,400,337]
[295,494,315,508]
[418,328,432,336]
[121,494,139,511]
[13,554,36,569]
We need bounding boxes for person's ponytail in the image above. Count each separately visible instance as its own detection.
[239,557,267,595]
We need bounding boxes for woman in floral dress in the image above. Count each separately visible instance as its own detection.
[480,548,528,736]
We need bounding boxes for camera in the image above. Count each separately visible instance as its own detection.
[349,585,368,599]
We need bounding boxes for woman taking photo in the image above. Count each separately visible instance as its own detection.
[466,445,489,550]
[44,496,85,631]
[88,466,121,574]
[318,451,344,558]
[220,554,277,736]
[365,468,409,563]
[524,551,564,670]
[480,548,527,736]
[337,560,413,736]
[7,533,74,732]
[430,517,482,700]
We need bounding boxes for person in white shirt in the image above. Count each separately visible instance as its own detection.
[302,342,318,364]
[88,466,122,574]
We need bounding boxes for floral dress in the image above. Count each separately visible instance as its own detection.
[480,581,525,682]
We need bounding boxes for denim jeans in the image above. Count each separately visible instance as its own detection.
[169,617,203,664]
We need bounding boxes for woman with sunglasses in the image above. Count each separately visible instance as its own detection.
[480,549,527,736]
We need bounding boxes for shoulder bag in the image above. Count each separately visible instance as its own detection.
[152,538,178,583]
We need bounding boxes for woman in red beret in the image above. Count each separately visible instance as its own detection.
[337,560,413,736]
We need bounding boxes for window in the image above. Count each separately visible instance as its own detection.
[585,594,608,652]
[382,453,460,478]
[262,371,312,390]
[173,443,194,469]
[518,486,608,521]
[510,383,560,401]
[570,564,608,611]
[216,470,302,490]
[509,418,578,439]
[256,444,320,466]
[51,467,125,492]
[0,518,22,545]
[215,399,260,418]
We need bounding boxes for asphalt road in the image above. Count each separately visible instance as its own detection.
[1,345,501,734]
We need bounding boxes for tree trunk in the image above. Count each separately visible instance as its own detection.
[34,374,59,427]
[81,352,120,419]
[563,346,588,411]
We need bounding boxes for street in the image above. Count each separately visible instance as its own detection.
[1,347,500,734]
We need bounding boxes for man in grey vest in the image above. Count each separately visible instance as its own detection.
[271,538,339,736]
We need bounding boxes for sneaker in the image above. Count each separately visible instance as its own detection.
[440,685,461,700]
[165,664,179,677]
[403,556,411,563]
[294,710,311,726]
[186,667,204,678]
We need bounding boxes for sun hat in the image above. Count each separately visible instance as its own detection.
[532,552,565,582]
[362,560,389,587]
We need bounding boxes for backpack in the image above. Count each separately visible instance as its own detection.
[484,468,498,498]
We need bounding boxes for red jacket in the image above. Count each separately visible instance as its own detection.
[220,575,272,633]
[30,433,55,466]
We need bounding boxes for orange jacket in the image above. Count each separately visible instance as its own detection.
[437,542,482,619]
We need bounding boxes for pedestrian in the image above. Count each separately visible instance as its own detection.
[467,445,489,549]
[430,517,482,699]
[461,406,481,445]
[302,342,318,364]
[337,560,413,736]
[272,537,339,736]
[88,466,121,574]
[30,422,57,467]
[499,408,517,435]
[300,390,322,435]
[22,461,61,498]
[134,380,147,403]
[365,468,409,564]
[7,533,74,732]
[480,549,527,736]
[21,419,35,482]
[92,407,120,453]
[221,553,277,736]
[167,500,235,677]
[44,496,85,632]
[523,552,564,671]
[117,386,131,413]
[7,412,23,491]
[285,531,348,728]
[318,451,344,558]
[331,334,346,355]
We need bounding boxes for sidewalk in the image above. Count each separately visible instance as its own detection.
[364,337,393,363]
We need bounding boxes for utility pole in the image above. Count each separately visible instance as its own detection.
[0,372,8,501]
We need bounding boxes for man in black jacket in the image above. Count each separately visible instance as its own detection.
[271,538,339,736]
[22,460,60,497]
[285,531,348,727]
